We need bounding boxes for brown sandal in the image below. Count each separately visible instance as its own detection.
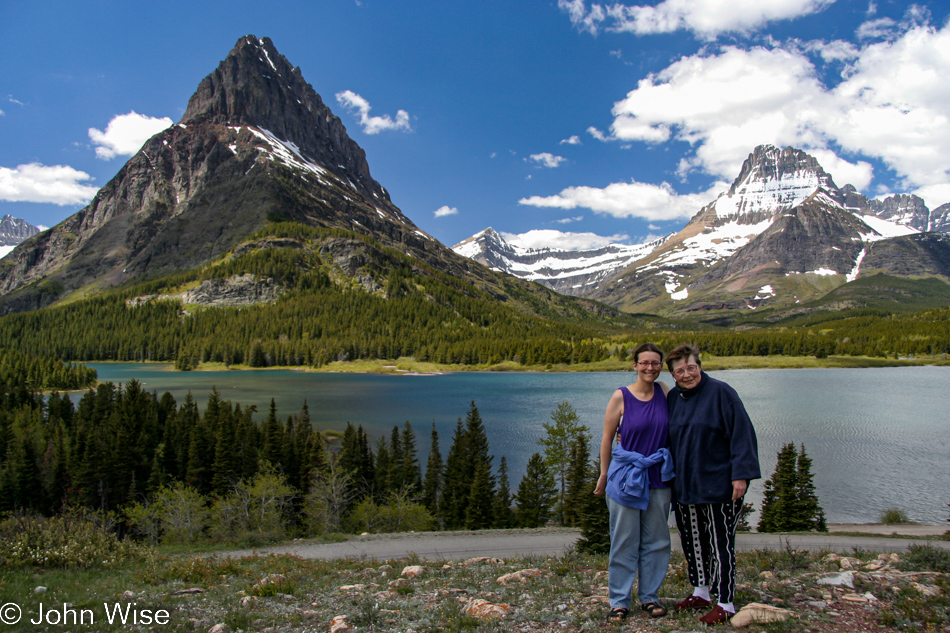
[641,602,667,618]
[606,607,629,622]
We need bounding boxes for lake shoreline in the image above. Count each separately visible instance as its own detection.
[84,354,950,378]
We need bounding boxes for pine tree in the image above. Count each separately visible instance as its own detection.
[795,444,827,531]
[492,456,514,528]
[441,418,469,528]
[758,443,826,532]
[563,431,592,527]
[575,457,610,554]
[399,421,422,494]
[515,452,557,528]
[422,422,443,522]
[465,460,495,529]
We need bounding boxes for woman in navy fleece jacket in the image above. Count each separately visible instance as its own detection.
[666,343,760,626]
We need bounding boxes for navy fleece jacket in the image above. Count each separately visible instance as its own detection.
[667,372,760,505]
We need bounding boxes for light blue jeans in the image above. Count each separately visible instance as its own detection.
[607,486,672,608]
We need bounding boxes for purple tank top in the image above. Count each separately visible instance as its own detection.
[617,383,670,488]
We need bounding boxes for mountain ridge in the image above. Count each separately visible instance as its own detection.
[455,144,950,318]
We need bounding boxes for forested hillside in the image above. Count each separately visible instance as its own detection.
[0,224,620,370]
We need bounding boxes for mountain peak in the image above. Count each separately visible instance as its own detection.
[711,144,840,223]
[181,34,385,202]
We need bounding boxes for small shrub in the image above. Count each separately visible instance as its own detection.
[0,509,147,569]
[879,507,911,524]
[898,544,950,573]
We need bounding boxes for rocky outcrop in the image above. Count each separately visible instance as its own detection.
[180,274,283,306]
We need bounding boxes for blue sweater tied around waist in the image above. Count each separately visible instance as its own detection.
[605,445,675,510]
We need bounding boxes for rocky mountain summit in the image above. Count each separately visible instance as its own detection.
[456,145,950,317]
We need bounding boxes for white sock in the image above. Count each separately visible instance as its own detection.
[718,602,735,614]
[692,586,711,601]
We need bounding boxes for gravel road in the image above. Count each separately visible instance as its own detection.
[221,525,949,562]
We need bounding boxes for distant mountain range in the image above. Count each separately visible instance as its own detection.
[455,145,950,317]
[0,215,40,258]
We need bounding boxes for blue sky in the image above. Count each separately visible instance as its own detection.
[2,0,949,251]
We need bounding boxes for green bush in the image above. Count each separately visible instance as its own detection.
[346,488,434,534]
[899,544,950,573]
[0,509,147,569]
[879,507,911,524]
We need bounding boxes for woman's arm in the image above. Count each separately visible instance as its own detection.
[594,389,623,495]
[658,380,670,397]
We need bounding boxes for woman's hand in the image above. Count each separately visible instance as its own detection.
[593,473,607,495]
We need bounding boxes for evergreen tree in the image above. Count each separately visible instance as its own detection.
[515,452,557,528]
[795,444,827,531]
[260,398,284,469]
[465,460,495,529]
[575,457,610,554]
[537,401,586,525]
[563,431,592,528]
[758,443,826,532]
[441,418,469,528]
[399,421,422,494]
[422,422,443,522]
[492,456,514,528]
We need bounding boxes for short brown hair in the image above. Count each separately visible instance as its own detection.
[632,342,664,364]
[666,343,701,373]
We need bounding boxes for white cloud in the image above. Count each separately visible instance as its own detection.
[0,163,98,205]
[501,228,630,251]
[913,183,950,211]
[434,205,458,217]
[807,149,874,189]
[587,126,611,142]
[519,179,725,221]
[0,109,4,116]
[857,17,898,40]
[597,20,950,194]
[555,215,584,223]
[335,90,412,135]
[88,111,173,160]
[561,0,836,39]
[529,153,567,168]
[560,135,582,145]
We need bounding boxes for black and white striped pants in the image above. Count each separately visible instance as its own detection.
[673,500,744,604]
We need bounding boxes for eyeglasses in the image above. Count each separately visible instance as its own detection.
[637,361,662,368]
[672,364,700,378]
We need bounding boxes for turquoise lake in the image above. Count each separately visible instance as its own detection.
[82,364,950,525]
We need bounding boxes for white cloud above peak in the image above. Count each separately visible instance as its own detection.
[596,19,950,192]
[560,0,836,38]
[519,179,725,221]
[0,163,98,205]
[88,111,173,160]
[434,205,458,217]
[335,90,412,135]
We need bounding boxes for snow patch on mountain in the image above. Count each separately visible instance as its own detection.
[452,228,670,295]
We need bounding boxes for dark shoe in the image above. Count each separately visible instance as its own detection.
[699,605,732,626]
[640,602,667,618]
[606,607,628,623]
[674,595,712,610]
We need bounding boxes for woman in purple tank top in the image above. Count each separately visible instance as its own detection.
[594,342,673,622]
